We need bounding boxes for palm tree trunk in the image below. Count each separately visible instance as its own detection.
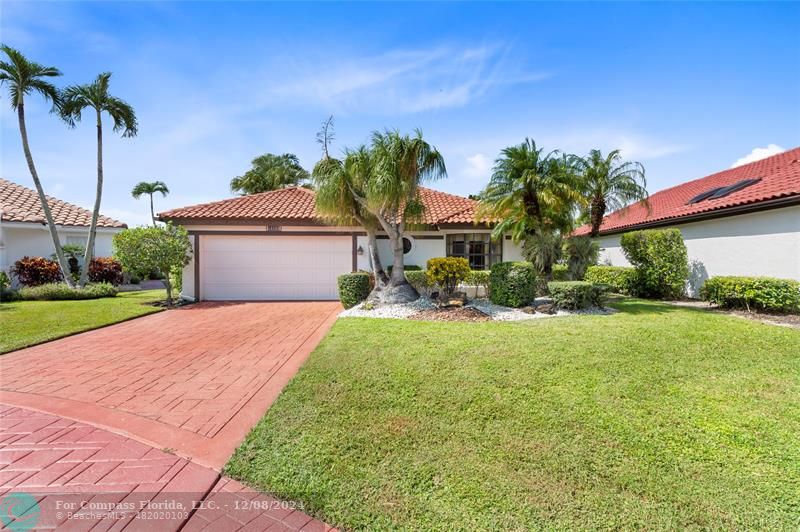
[370,216,418,304]
[590,195,606,237]
[16,103,74,287]
[365,228,388,287]
[80,109,103,288]
[150,194,156,227]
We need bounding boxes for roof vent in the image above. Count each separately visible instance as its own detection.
[686,178,761,205]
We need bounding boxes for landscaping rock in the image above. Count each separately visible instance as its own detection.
[536,303,556,315]
[520,306,537,314]
[437,291,467,308]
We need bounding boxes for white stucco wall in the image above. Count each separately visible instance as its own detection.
[0,222,120,278]
[595,205,800,297]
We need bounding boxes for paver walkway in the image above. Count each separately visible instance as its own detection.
[0,301,341,469]
[0,405,335,530]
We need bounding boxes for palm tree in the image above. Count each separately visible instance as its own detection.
[477,139,581,278]
[313,148,389,290]
[60,72,138,287]
[132,181,169,226]
[230,153,310,194]
[0,45,74,286]
[365,129,446,303]
[576,149,648,237]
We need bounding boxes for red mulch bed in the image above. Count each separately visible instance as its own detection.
[408,307,491,322]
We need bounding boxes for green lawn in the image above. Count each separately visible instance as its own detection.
[226,300,800,530]
[0,289,166,354]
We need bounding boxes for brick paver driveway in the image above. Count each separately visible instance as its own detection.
[0,301,341,470]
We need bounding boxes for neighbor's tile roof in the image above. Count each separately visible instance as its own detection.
[574,146,800,236]
[159,186,488,226]
[1,178,127,228]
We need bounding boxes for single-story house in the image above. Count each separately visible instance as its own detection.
[574,146,800,296]
[159,187,524,301]
[0,178,127,282]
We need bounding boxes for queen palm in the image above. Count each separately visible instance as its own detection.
[60,72,138,287]
[576,149,648,237]
[0,45,74,285]
[132,181,169,226]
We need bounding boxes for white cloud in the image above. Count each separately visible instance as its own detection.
[731,144,785,168]
[264,44,551,114]
[463,153,492,180]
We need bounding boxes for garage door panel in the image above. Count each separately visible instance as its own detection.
[200,235,351,300]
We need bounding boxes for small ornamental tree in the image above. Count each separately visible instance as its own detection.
[113,224,192,305]
[426,257,470,298]
[620,228,689,299]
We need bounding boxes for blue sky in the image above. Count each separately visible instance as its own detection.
[2,1,798,227]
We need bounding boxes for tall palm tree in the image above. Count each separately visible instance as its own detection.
[0,45,74,285]
[132,180,169,226]
[313,148,389,290]
[576,149,648,237]
[477,139,581,278]
[366,129,446,303]
[60,72,137,287]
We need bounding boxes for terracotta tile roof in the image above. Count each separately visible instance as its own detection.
[159,186,488,226]
[1,178,127,228]
[574,146,800,236]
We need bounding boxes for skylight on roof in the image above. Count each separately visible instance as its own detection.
[686,178,761,205]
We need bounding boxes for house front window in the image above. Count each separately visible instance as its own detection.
[446,233,501,270]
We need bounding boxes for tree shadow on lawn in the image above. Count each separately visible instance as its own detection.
[610,298,711,316]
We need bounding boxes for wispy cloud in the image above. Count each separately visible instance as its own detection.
[462,153,492,180]
[264,44,551,114]
[731,144,785,167]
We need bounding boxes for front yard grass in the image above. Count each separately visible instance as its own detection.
[0,289,166,354]
[226,300,800,530]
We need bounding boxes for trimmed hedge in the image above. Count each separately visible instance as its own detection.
[620,229,689,299]
[701,276,800,313]
[11,256,63,286]
[547,281,606,310]
[489,262,536,308]
[386,265,422,274]
[426,257,470,296]
[552,264,570,281]
[18,282,118,301]
[584,266,635,294]
[337,272,372,309]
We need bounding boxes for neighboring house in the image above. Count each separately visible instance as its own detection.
[575,146,800,296]
[160,186,524,301]
[0,178,127,281]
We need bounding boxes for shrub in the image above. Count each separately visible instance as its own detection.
[387,265,422,274]
[563,236,599,280]
[0,271,9,291]
[88,257,123,285]
[11,256,63,286]
[18,282,118,301]
[700,276,800,313]
[584,266,635,294]
[169,265,183,294]
[426,257,471,297]
[405,270,433,297]
[547,281,606,310]
[114,224,192,305]
[337,272,372,309]
[0,272,19,302]
[551,264,570,281]
[489,262,536,308]
[620,229,689,299]
[466,270,491,296]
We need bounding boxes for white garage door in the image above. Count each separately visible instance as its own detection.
[200,235,352,300]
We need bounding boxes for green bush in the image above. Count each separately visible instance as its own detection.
[489,262,536,308]
[547,281,606,310]
[0,271,9,291]
[426,257,471,296]
[563,236,599,280]
[387,265,422,274]
[584,266,635,294]
[337,273,372,309]
[18,282,118,301]
[169,265,183,294]
[1,271,19,302]
[620,229,689,299]
[701,276,800,313]
[466,270,491,295]
[552,264,570,281]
